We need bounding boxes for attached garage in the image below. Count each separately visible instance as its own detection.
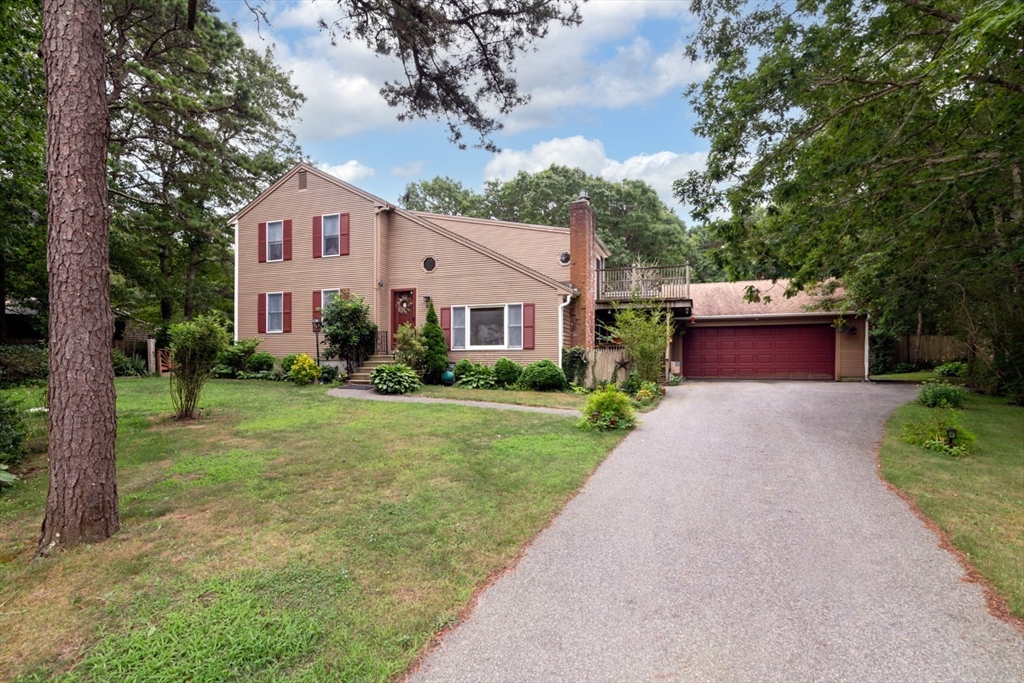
[683,324,835,379]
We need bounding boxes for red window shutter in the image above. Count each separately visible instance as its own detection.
[523,303,535,349]
[339,213,350,255]
[440,307,451,348]
[283,292,292,333]
[283,219,293,260]
[257,293,267,333]
[312,290,322,328]
[341,288,350,300]
[312,216,322,258]
[258,222,267,263]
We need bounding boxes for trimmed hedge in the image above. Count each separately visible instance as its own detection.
[519,359,567,392]
[0,345,48,387]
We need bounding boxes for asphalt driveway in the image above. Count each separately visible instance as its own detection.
[409,381,1024,682]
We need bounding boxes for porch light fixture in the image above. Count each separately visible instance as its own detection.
[312,317,323,366]
[378,279,385,288]
[849,326,858,336]
[946,427,957,447]
[423,293,431,303]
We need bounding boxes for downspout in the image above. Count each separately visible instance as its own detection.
[864,312,870,381]
[232,221,239,342]
[558,293,573,368]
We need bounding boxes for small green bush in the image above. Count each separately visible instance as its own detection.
[890,362,915,374]
[0,463,17,491]
[935,361,967,378]
[918,380,968,409]
[218,338,262,377]
[0,345,48,387]
[634,388,656,406]
[519,359,567,392]
[370,363,422,395]
[0,394,28,467]
[394,323,426,373]
[620,373,643,396]
[901,408,976,456]
[578,386,636,431]
[455,364,497,389]
[281,354,299,373]
[289,354,321,386]
[237,370,284,381]
[493,357,522,388]
[112,349,147,377]
[169,316,230,420]
[570,384,591,395]
[245,352,276,373]
[421,302,448,384]
[319,365,341,384]
[453,359,474,381]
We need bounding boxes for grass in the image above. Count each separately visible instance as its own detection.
[871,370,939,382]
[0,378,624,681]
[415,385,588,411]
[879,393,1024,620]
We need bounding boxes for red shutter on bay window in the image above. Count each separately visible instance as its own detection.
[283,220,293,260]
[440,307,451,348]
[339,213,350,255]
[258,222,267,263]
[312,216,322,258]
[312,290,322,328]
[282,292,292,333]
[523,303,535,349]
[257,293,267,333]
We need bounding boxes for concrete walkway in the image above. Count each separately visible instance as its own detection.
[409,382,1024,682]
[327,387,581,417]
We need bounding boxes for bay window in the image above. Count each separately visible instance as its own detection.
[450,304,523,350]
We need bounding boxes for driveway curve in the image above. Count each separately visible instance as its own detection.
[409,381,1024,682]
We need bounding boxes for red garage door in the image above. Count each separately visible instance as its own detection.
[683,325,835,379]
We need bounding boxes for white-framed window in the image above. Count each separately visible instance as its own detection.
[267,220,284,262]
[323,214,340,257]
[450,304,523,350]
[322,289,340,309]
[267,292,284,333]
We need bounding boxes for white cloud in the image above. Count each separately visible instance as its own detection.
[390,161,425,177]
[317,160,375,183]
[484,136,707,212]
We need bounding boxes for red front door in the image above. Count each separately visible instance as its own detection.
[391,289,416,345]
[683,324,835,379]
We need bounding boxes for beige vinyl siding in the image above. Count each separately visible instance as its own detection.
[236,170,379,357]
[388,213,563,364]
[836,315,867,380]
[417,213,572,282]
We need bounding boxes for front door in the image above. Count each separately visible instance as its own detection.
[391,289,416,347]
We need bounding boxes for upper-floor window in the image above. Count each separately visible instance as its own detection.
[267,292,283,332]
[323,214,340,257]
[450,304,523,350]
[267,220,284,262]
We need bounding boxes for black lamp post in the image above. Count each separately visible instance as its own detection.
[946,427,957,448]
[312,317,322,366]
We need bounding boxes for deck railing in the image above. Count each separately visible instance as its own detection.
[597,265,690,301]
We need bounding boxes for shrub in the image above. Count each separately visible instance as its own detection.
[493,357,523,388]
[218,338,261,377]
[245,352,276,373]
[319,365,341,384]
[237,370,284,381]
[561,346,588,385]
[519,359,567,391]
[370,363,421,395]
[322,294,377,374]
[0,463,16,491]
[918,380,968,409]
[281,354,299,373]
[394,323,426,372]
[112,349,148,377]
[421,302,448,384]
[935,361,967,378]
[455,364,497,389]
[288,354,321,386]
[890,362,915,374]
[0,394,27,467]
[634,388,656,406]
[212,364,235,379]
[620,373,643,396]
[578,386,636,431]
[901,408,977,456]
[0,345,48,387]
[453,359,474,382]
[607,303,672,384]
[169,316,229,420]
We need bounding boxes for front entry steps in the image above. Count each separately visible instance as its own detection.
[347,354,394,385]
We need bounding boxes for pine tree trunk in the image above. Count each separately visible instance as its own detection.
[39,0,119,554]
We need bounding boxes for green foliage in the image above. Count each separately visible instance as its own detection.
[217,338,261,378]
[370,363,422,395]
[0,393,27,467]
[420,302,448,384]
[578,386,636,431]
[620,373,643,396]
[935,361,968,378]
[918,381,968,409]
[281,354,299,373]
[318,365,341,384]
[453,359,474,381]
[169,315,229,419]
[901,408,976,457]
[394,322,427,372]
[0,463,17,490]
[493,357,523,388]
[245,352,276,373]
[519,359,567,392]
[890,363,916,375]
[322,294,377,374]
[288,354,321,386]
[454,364,497,390]
[237,370,285,382]
[0,345,48,387]
[561,346,588,386]
[112,349,148,377]
[608,303,672,385]
[667,374,682,386]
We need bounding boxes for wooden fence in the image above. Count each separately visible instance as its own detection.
[585,346,631,385]
[895,335,968,365]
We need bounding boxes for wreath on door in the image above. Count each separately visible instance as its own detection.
[396,293,413,315]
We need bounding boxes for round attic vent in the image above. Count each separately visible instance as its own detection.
[558,251,571,265]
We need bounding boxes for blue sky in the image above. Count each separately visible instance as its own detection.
[215,0,711,217]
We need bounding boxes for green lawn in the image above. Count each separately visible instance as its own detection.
[871,370,939,382]
[415,385,587,411]
[0,378,623,681]
[879,394,1024,619]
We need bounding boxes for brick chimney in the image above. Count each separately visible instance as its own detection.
[569,191,596,350]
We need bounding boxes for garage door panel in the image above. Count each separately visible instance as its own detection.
[683,324,835,380]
